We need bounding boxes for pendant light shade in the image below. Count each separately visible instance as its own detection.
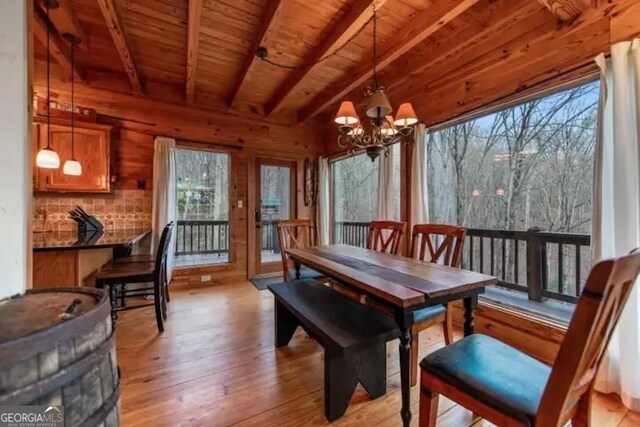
[335,101,359,125]
[393,103,418,127]
[63,159,82,176]
[36,148,61,169]
[38,0,61,170]
[366,88,392,119]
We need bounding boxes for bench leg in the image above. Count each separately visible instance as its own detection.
[358,343,387,399]
[325,351,359,421]
[274,300,299,347]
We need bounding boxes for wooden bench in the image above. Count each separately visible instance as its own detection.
[268,279,399,421]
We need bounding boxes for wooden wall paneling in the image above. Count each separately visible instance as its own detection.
[112,128,154,190]
[246,154,257,280]
[264,0,387,115]
[297,0,483,122]
[32,73,327,152]
[32,8,83,82]
[226,0,284,107]
[35,0,88,47]
[186,0,203,102]
[96,0,143,93]
[537,0,591,21]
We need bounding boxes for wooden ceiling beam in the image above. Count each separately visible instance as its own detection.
[97,0,143,93]
[227,0,284,107]
[297,0,482,123]
[36,0,88,48]
[32,9,83,82]
[537,0,591,21]
[264,0,387,116]
[186,0,203,102]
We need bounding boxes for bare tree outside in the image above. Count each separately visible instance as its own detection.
[175,148,230,266]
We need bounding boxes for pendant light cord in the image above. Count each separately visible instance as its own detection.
[70,39,75,160]
[46,0,51,150]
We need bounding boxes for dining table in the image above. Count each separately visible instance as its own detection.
[285,244,499,427]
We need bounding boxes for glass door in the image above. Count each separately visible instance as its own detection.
[255,159,296,275]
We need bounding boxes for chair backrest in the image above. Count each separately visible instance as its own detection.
[276,219,317,281]
[154,221,175,278]
[410,224,466,267]
[537,250,640,426]
[366,221,406,256]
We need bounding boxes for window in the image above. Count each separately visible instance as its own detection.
[426,80,600,319]
[175,148,230,267]
[331,144,401,245]
[428,81,599,233]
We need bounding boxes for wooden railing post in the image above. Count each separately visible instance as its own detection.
[526,227,545,302]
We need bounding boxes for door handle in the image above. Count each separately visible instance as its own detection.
[255,211,262,228]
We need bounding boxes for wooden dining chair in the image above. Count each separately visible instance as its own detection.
[276,219,325,282]
[408,223,466,386]
[367,221,406,255]
[96,222,174,333]
[419,250,640,427]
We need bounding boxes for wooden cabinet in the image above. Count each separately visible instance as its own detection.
[33,118,112,193]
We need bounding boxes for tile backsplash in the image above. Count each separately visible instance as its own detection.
[34,189,152,233]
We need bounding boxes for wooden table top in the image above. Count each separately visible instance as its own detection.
[286,245,498,308]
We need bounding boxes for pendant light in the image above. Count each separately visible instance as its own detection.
[62,34,82,176]
[36,0,61,169]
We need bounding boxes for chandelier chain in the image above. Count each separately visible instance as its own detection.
[371,3,379,88]
[256,11,375,70]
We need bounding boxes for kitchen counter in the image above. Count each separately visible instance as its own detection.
[33,229,151,252]
[32,229,152,288]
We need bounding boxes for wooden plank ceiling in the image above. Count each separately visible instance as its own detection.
[32,0,638,126]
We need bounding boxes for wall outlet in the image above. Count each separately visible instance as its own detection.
[237,200,244,208]
[201,275,211,282]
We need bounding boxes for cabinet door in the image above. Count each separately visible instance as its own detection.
[37,124,111,193]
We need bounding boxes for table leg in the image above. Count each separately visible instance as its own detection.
[398,327,412,427]
[463,294,479,336]
[294,261,301,280]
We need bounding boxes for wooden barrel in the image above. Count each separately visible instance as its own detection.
[0,288,120,426]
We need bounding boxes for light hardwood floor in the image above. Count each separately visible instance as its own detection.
[115,281,640,426]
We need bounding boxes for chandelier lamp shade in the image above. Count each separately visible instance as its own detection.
[333,5,418,161]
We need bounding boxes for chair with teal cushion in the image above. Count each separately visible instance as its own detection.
[419,251,640,427]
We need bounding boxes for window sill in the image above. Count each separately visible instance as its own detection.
[480,286,575,325]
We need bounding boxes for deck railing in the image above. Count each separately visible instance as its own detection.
[176,219,281,256]
[333,221,591,304]
[175,220,230,256]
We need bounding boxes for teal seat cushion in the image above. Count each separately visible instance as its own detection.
[420,334,551,426]
[412,305,446,324]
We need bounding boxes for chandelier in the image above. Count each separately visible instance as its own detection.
[334,5,418,161]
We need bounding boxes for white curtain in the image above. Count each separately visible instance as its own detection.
[317,157,330,245]
[593,40,640,411]
[410,124,430,226]
[376,146,396,220]
[152,136,177,281]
